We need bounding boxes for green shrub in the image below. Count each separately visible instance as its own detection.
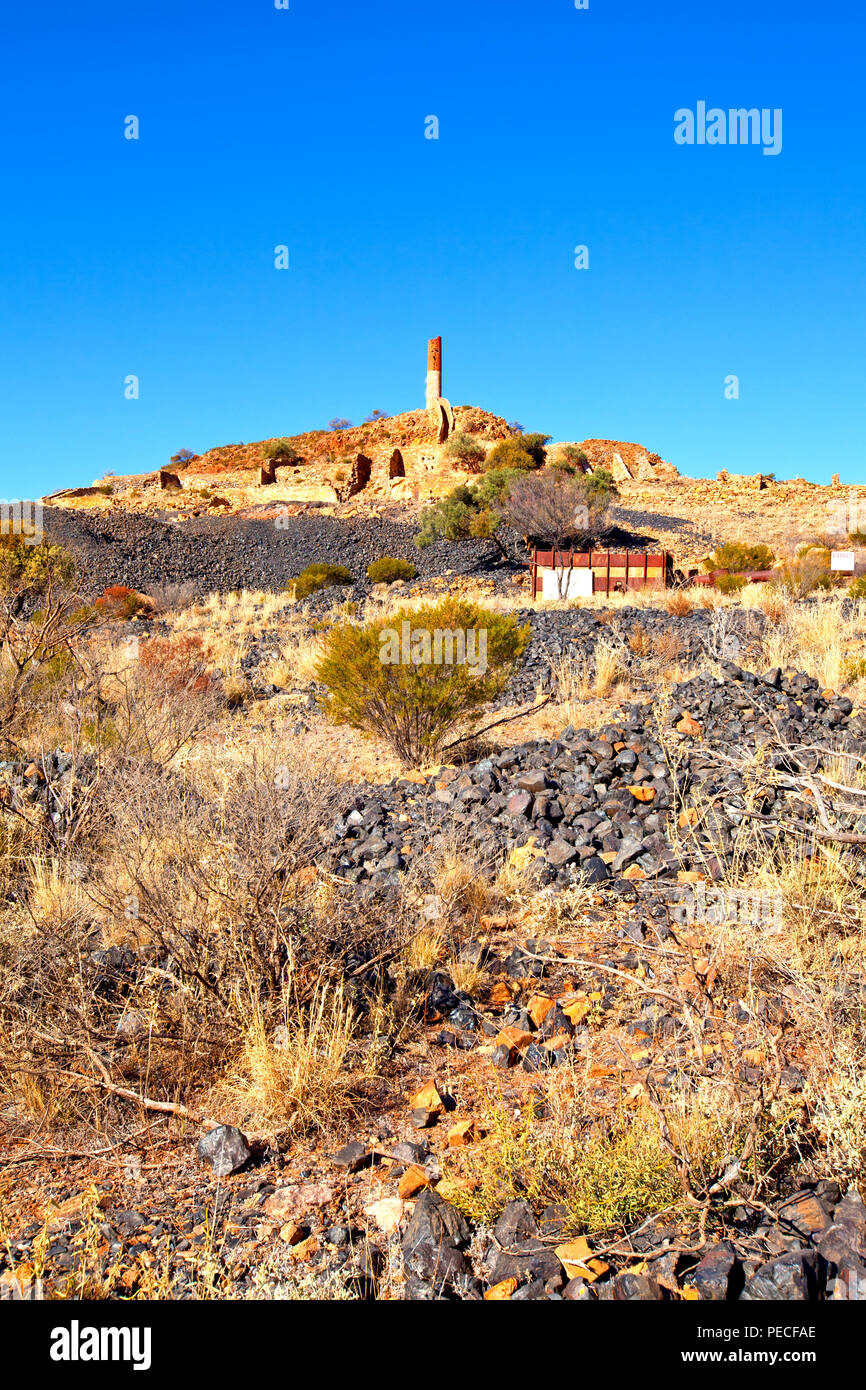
[555,444,589,472]
[315,598,530,766]
[263,438,301,463]
[444,433,487,472]
[586,467,619,502]
[715,574,747,594]
[366,557,417,584]
[293,563,353,600]
[415,471,527,551]
[0,534,75,597]
[484,439,542,473]
[848,576,866,600]
[703,542,775,573]
[513,433,551,467]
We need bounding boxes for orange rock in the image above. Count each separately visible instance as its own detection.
[484,1278,518,1300]
[543,1032,572,1052]
[290,1235,319,1261]
[447,1118,477,1148]
[398,1164,432,1199]
[678,808,700,828]
[676,713,702,737]
[622,864,647,880]
[495,1026,535,1052]
[627,785,656,802]
[527,994,555,1027]
[561,999,590,1025]
[555,1237,610,1282]
[279,1221,305,1245]
[488,981,514,1008]
[409,1080,444,1113]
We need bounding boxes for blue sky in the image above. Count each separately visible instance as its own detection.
[1,0,864,496]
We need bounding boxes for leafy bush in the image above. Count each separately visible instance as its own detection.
[95,585,151,620]
[366,557,417,584]
[263,438,301,463]
[484,438,542,473]
[315,598,530,765]
[0,534,75,598]
[170,448,196,467]
[703,542,775,573]
[848,576,866,600]
[444,432,488,472]
[715,574,747,594]
[415,470,529,552]
[328,418,353,432]
[293,563,353,600]
[555,444,589,471]
[585,467,619,502]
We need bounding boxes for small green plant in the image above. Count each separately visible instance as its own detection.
[0,535,75,597]
[585,467,619,502]
[366,557,417,584]
[443,432,487,472]
[415,472,523,553]
[848,576,866,600]
[315,598,529,766]
[263,438,301,464]
[484,435,548,473]
[293,563,353,601]
[703,542,775,573]
[715,573,747,594]
[554,444,590,471]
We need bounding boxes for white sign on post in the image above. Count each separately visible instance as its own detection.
[831,551,856,572]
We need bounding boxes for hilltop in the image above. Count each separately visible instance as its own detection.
[39,406,861,584]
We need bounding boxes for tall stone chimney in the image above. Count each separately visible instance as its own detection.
[425,336,442,411]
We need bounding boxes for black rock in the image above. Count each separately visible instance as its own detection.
[196,1125,251,1177]
[331,1141,376,1173]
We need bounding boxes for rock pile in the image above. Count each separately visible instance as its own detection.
[42,508,503,599]
[325,664,865,892]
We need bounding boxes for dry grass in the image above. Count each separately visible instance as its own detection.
[213,973,358,1140]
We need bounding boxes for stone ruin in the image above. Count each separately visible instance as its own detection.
[159,469,181,491]
[340,453,372,500]
[425,336,454,443]
[389,448,405,478]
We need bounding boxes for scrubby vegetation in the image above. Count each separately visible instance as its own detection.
[484,431,550,473]
[262,438,302,464]
[315,598,529,765]
[704,541,775,573]
[3,520,866,1305]
[443,432,488,471]
[293,562,353,600]
[366,557,417,584]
